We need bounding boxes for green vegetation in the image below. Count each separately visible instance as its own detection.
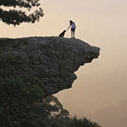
[42,96,102,127]
[0,81,101,127]
[0,76,45,127]
[0,0,44,25]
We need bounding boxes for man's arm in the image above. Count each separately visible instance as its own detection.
[66,25,70,31]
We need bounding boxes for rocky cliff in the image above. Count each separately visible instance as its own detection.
[0,37,100,96]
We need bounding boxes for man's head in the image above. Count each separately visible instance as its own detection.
[70,20,73,24]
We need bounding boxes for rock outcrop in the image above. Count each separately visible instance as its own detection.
[0,37,100,96]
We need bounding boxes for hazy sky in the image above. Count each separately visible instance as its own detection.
[1,0,127,127]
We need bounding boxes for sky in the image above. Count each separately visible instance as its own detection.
[0,0,127,127]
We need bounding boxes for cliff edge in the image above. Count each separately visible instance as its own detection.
[0,37,100,96]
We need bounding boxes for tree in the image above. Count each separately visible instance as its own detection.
[42,96,70,127]
[0,73,45,127]
[71,116,102,127]
[0,0,44,25]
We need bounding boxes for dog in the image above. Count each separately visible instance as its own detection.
[59,30,66,37]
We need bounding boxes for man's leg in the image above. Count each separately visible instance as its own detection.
[72,31,75,38]
[73,31,75,38]
[71,31,73,38]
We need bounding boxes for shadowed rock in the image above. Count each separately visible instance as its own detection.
[0,37,100,96]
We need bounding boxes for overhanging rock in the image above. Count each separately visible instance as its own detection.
[0,37,100,96]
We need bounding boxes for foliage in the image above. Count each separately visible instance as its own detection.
[70,116,102,127]
[41,96,102,127]
[0,83,101,127]
[0,0,44,25]
[0,76,45,127]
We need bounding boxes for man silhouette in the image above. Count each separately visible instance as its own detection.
[67,20,76,38]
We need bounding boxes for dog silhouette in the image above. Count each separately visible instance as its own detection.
[59,30,66,37]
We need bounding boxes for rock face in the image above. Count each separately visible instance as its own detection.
[0,37,100,96]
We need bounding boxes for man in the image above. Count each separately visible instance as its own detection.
[67,20,76,38]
